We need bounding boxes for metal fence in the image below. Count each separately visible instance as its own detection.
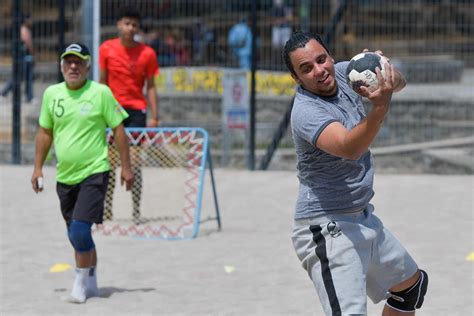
[0,0,473,167]
[1,0,473,71]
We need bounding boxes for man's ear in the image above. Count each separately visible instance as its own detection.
[291,73,302,85]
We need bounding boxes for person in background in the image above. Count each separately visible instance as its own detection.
[271,0,293,49]
[99,5,160,223]
[228,17,253,70]
[1,13,35,102]
[192,22,214,64]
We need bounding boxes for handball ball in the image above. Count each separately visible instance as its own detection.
[346,52,389,94]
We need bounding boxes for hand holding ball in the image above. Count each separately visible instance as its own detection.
[346,52,390,94]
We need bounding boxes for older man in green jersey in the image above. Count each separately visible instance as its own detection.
[31,43,134,303]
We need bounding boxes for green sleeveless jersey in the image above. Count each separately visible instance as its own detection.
[39,80,128,184]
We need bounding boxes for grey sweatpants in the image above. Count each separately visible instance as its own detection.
[291,204,418,315]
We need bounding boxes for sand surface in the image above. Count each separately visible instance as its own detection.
[1,166,472,315]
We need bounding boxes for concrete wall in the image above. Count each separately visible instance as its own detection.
[1,72,472,173]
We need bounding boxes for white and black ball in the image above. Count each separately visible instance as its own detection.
[346,52,389,94]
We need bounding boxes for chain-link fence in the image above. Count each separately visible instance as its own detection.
[0,0,473,169]
[1,1,472,71]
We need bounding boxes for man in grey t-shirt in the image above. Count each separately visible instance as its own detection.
[284,31,428,315]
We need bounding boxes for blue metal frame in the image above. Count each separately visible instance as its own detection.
[106,127,220,240]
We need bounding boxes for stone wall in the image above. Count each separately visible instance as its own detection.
[157,93,473,149]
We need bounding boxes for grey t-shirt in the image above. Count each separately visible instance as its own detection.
[291,61,374,219]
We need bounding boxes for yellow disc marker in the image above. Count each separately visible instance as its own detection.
[49,263,72,273]
[466,252,474,262]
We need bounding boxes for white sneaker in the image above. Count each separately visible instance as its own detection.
[61,294,86,304]
[63,268,88,304]
[86,266,99,298]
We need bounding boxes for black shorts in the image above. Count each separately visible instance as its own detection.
[56,172,109,225]
[123,109,146,127]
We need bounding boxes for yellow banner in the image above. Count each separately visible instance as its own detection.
[155,67,296,97]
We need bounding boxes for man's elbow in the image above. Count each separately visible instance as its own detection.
[336,145,367,161]
[323,147,364,161]
[338,137,367,161]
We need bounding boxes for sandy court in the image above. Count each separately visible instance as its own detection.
[0,165,473,315]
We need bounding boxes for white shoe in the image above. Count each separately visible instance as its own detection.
[86,266,99,298]
[61,294,86,304]
[65,268,88,304]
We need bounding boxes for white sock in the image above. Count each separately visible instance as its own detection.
[65,268,89,303]
[86,266,99,298]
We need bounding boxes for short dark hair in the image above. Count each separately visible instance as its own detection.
[117,5,141,22]
[282,31,330,76]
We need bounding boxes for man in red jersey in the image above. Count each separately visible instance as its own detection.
[99,5,159,223]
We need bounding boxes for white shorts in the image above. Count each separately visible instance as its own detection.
[291,204,418,315]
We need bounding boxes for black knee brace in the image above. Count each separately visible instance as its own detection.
[386,269,428,312]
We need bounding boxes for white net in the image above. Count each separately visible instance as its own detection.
[94,128,210,239]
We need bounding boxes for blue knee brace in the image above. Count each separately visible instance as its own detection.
[67,220,95,252]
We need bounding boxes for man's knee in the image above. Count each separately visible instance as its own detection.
[67,220,95,252]
[386,269,428,312]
